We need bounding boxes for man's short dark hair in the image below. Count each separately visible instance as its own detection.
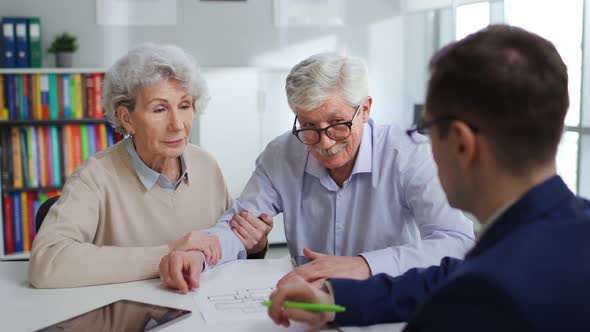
[426,24,569,174]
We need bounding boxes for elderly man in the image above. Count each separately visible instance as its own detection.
[201,52,474,286]
[267,25,590,331]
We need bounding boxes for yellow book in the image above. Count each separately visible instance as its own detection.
[72,74,83,119]
[11,127,23,187]
[21,192,30,252]
[34,74,42,119]
[99,124,108,151]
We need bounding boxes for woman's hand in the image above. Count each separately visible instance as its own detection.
[159,250,204,294]
[169,231,221,266]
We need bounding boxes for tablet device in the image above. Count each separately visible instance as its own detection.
[34,299,191,332]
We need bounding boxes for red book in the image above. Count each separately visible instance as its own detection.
[57,74,64,119]
[86,74,95,118]
[22,74,30,119]
[45,126,54,186]
[27,192,35,244]
[71,125,82,171]
[93,73,103,118]
[3,194,14,254]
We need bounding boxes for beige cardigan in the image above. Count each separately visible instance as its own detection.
[29,140,231,288]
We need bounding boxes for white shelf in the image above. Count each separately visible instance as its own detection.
[0,68,105,74]
[1,252,30,261]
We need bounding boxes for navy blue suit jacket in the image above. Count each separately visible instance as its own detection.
[330,176,590,331]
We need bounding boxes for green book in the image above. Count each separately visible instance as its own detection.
[17,74,25,119]
[50,126,61,186]
[80,124,89,162]
[48,74,58,119]
[28,18,42,68]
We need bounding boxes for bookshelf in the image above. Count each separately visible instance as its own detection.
[0,68,118,261]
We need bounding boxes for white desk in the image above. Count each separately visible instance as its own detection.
[0,259,405,332]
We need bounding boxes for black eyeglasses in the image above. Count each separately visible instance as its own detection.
[292,105,362,145]
[406,115,479,143]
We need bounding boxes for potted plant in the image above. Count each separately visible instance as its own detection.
[48,32,79,68]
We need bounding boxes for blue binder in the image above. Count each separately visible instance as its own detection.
[1,17,17,68]
[13,17,29,68]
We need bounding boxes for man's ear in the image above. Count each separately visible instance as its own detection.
[450,121,478,170]
[116,106,135,135]
[361,96,373,123]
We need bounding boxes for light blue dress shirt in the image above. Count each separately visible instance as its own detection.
[207,119,475,276]
[124,138,189,192]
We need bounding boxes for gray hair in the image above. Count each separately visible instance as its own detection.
[285,53,368,112]
[103,43,210,134]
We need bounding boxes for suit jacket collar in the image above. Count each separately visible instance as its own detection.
[466,175,574,259]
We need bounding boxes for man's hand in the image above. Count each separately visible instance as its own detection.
[268,276,334,328]
[159,250,204,294]
[230,212,273,255]
[169,231,221,266]
[278,248,371,287]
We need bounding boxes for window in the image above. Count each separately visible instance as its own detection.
[455,0,586,194]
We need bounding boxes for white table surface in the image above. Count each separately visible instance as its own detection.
[0,259,405,332]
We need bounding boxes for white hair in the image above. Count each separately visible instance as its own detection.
[285,52,368,112]
[103,43,210,134]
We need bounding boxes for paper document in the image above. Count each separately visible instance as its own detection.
[193,258,291,324]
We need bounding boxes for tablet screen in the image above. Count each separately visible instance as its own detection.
[34,299,191,332]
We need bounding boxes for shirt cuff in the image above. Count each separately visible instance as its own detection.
[360,248,399,276]
[199,251,210,272]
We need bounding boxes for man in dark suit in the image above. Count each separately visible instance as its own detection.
[266,24,590,331]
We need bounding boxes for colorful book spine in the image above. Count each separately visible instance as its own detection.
[48,74,59,119]
[32,73,41,119]
[93,73,104,118]
[21,192,29,252]
[85,74,95,118]
[44,126,53,186]
[87,124,97,156]
[0,75,6,119]
[100,123,109,150]
[80,124,89,162]
[40,74,49,119]
[17,74,26,119]
[37,125,47,186]
[50,126,62,186]
[22,74,30,120]
[2,195,14,254]
[28,192,36,240]
[26,126,39,187]
[62,74,71,119]
[6,74,17,120]
[12,192,22,252]
[71,125,82,169]
[19,129,29,189]
[62,125,71,177]
[10,127,23,187]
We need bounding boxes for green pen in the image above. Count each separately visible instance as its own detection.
[261,300,346,312]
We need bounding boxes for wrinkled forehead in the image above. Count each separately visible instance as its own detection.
[296,104,354,124]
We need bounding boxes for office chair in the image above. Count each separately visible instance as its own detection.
[35,195,60,233]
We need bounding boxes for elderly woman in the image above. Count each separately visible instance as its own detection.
[29,44,241,292]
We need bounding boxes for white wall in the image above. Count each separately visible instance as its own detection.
[1,0,443,243]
